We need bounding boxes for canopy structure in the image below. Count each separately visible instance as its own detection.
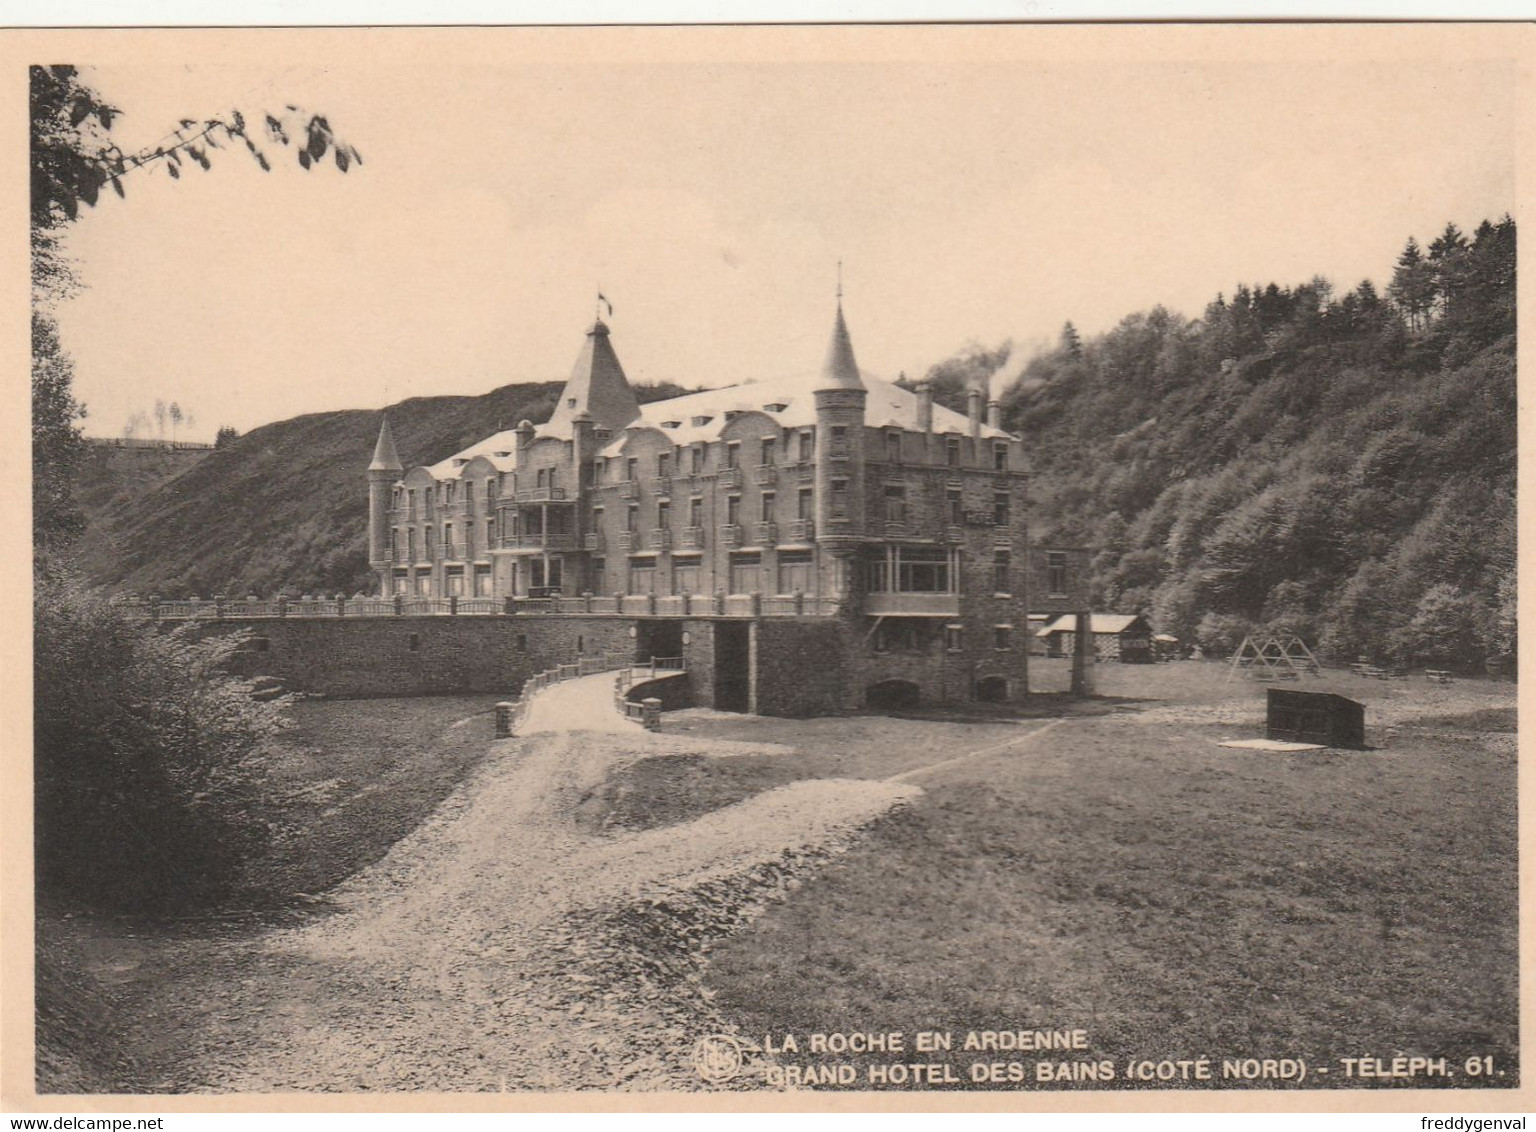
[1225,634,1323,682]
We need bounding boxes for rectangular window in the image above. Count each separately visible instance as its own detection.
[626,457,638,482]
[945,624,964,651]
[884,485,907,523]
[948,489,964,526]
[445,564,465,596]
[727,495,741,525]
[626,504,639,532]
[994,625,1012,651]
[760,437,776,466]
[657,500,671,528]
[689,496,703,528]
[691,444,705,473]
[994,442,1009,471]
[799,429,816,462]
[729,551,763,595]
[760,491,776,522]
[777,548,814,594]
[830,425,848,453]
[946,437,961,467]
[797,487,814,520]
[830,478,848,516]
[628,558,657,595]
[444,522,454,557]
[465,480,474,506]
[536,467,546,489]
[993,490,1010,527]
[657,451,671,478]
[994,549,1012,594]
[726,442,740,469]
[1047,551,1069,597]
[673,555,701,594]
[886,431,902,463]
[474,564,492,596]
[591,557,606,594]
[896,545,951,592]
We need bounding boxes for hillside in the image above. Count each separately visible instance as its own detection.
[995,216,1517,669]
[72,382,565,597]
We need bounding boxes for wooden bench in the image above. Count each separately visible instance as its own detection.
[1425,669,1454,684]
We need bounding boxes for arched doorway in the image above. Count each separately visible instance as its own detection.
[976,675,1009,702]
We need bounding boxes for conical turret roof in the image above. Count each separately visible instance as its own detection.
[817,302,864,391]
[545,318,642,434]
[369,414,402,472]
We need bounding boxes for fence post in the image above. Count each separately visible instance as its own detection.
[713,590,725,615]
[336,592,347,617]
[393,593,404,616]
[642,697,662,731]
[214,594,226,619]
[149,594,161,621]
[495,701,515,738]
[794,589,805,615]
[646,592,657,616]
[750,591,762,618]
[504,595,516,615]
[449,594,459,616]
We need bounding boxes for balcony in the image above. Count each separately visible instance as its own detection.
[719,523,743,548]
[654,475,673,495]
[505,531,576,551]
[680,526,705,549]
[619,480,640,499]
[786,518,815,542]
[649,528,672,551]
[993,527,1015,546]
[863,592,960,617]
[754,521,777,545]
[754,464,777,486]
[944,524,965,543]
[794,463,816,483]
[514,486,569,503]
[584,532,604,551]
[716,467,743,489]
[883,520,910,538]
[618,531,638,551]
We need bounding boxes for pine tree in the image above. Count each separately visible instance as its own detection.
[1060,320,1082,357]
[1388,236,1436,333]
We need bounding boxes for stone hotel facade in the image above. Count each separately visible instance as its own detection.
[367,302,1087,711]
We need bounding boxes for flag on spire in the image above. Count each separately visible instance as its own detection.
[597,291,613,318]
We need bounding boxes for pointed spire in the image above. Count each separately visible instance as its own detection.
[818,299,864,391]
[546,317,641,434]
[369,414,402,472]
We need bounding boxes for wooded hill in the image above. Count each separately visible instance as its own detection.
[73,218,1514,667]
[991,216,1517,668]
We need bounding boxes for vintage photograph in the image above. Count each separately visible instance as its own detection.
[19,24,1522,1104]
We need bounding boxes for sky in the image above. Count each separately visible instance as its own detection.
[52,49,1516,442]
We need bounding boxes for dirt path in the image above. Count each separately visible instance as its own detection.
[173,674,919,1092]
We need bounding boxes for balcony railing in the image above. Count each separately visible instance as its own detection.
[754,464,777,486]
[754,521,777,545]
[123,591,845,620]
[680,526,705,549]
[619,480,640,498]
[584,532,604,551]
[863,592,960,616]
[618,531,638,551]
[786,518,815,542]
[883,520,910,538]
[794,463,816,483]
[716,467,743,488]
[514,486,568,502]
[505,531,576,551]
[649,528,672,551]
[719,523,742,548]
[945,525,965,543]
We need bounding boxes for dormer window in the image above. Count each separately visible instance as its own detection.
[567,397,578,409]
[691,415,713,427]
[723,410,741,422]
[763,402,788,413]
[662,420,681,429]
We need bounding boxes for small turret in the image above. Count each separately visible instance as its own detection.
[813,297,869,566]
[367,415,403,590]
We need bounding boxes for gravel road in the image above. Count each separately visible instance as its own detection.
[182,673,919,1092]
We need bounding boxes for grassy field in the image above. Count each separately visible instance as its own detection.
[643,660,1519,1091]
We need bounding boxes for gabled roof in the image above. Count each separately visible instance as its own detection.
[425,427,521,477]
[1037,613,1149,637]
[544,318,642,436]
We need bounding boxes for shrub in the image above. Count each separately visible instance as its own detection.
[34,570,293,911]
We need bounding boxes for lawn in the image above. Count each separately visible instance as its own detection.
[635,662,1520,1092]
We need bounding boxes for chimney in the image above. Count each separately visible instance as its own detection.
[987,399,1001,430]
[967,385,983,439]
[915,381,933,433]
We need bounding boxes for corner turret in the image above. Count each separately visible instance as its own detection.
[368,415,403,590]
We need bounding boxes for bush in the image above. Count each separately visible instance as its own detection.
[34,571,293,911]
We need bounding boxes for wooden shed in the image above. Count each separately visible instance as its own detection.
[1036,613,1154,662]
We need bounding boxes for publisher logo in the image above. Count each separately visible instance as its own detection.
[693,1034,745,1083]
